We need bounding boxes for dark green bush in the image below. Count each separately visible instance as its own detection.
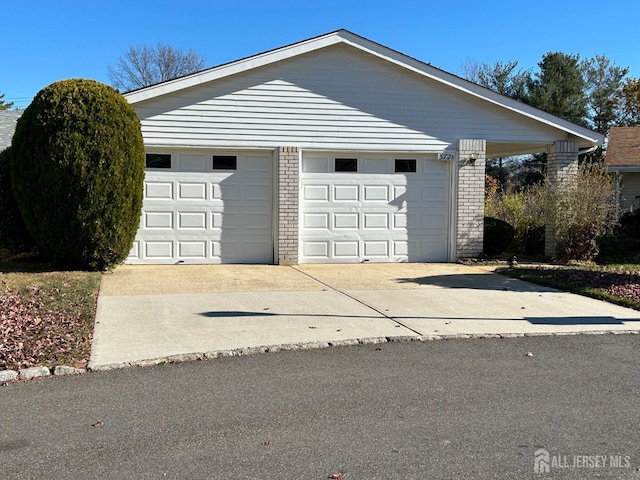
[10,79,144,270]
[483,217,514,256]
[615,210,640,238]
[0,147,35,253]
[597,235,640,263]
[523,225,545,255]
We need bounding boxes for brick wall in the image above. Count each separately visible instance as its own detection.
[545,141,578,257]
[456,139,486,258]
[277,146,299,264]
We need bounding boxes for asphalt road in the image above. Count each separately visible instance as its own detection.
[1,335,639,480]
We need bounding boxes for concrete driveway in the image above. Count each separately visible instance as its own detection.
[88,263,640,370]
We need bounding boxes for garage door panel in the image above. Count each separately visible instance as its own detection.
[213,183,240,201]
[145,241,174,259]
[300,152,449,263]
[303,185,329,201]
[178,154,207,171]
[243,212,272,230]
[334,241,359,258]
[363,185,388,201]
[363,213,388,229]
[362,158,388,173]
[363,240,388,257]
[178,241,207,259]
[244,184,271,201]
[334,185,359,201]
[302,156,330,173]
[146,182,173,200]
[303,213,329,229]
[129,150,273,264]
[144,211,173,229]
[334,213,359,229]
[303,241,330,258]
[392,185,407,201]
[423,213,447,230]
[178,182,207,200]
[178,212,207,229]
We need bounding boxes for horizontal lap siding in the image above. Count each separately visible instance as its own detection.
[620,172,640,211]
[135,44,561,150]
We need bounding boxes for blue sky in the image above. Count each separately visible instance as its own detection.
[3,0,639,109]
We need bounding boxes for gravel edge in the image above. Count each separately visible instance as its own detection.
[2,329,638,384]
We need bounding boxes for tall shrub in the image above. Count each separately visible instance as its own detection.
[10,79,144,270]
[0,147,34,252]
[544,163,617,261]
[485,181,545,253]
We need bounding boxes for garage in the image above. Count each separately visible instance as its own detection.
[127,150,273,264]
[300,152,450,263]
[124,30,603,265]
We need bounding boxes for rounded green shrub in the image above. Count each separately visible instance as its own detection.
[483,217,514,256]
[0,147,35,253]
[10,79,144,270]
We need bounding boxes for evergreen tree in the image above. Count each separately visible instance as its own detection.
[525,52,588,126]
[0,92,13,110]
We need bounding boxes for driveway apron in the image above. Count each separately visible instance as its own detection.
[89,264,640,369]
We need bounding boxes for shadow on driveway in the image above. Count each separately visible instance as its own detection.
[395,273,554,292]
[198,310,639,326]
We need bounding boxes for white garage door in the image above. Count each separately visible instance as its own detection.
[128,150,273,264]
[300,152,449,263]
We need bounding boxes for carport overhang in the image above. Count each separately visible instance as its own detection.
[487,136,603,159]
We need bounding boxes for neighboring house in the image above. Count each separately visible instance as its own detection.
[124,29,603,265]
[0,110,23,152]
[605,126,640,212]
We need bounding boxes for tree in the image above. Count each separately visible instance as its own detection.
[107,43,206,92]
[581,55,629,134]
[525,52,589,126]
[477,60,529,100]
[10,79,145,270]
[617,77,640,126]
[0,92,13,110]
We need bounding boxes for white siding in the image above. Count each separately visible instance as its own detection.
[620,172,640,212]
[134,44,562,152]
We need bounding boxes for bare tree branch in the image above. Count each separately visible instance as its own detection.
[107,44,206,92]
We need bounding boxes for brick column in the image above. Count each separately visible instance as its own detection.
[545,141,578,257]
[456,139,486,258]
[277,146,299,265]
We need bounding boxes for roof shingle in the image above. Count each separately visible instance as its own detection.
[0,110,23,151]
[605,126,640,167]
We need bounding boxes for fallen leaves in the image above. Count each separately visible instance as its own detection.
[0,277,98,370]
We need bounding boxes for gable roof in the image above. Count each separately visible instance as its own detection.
[605,126,640,168]
[125,29,603,152]
[0,110,22,151]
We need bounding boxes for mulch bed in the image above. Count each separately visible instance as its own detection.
[517,266,640,305]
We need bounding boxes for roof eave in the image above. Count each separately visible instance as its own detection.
[125,29,604,147]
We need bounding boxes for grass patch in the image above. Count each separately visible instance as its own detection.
[0,253,101,371]
[497,263,640,311]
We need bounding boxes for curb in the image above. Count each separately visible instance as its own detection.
[86,329,640,372]
[3,330,638,381]
[0,365,85,384]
